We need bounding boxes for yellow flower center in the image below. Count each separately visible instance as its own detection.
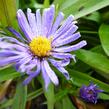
[29,36,51,57]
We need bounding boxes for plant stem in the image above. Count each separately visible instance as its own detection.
[79,30,98,34]
[47,101,54,109]
[44,83,55,109]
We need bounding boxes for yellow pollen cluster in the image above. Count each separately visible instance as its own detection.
[29,36,51,57]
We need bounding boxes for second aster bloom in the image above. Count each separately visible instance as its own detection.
[79,83,103,103]
[0,5,87,89]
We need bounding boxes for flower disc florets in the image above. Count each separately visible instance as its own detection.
[29,36,51,57]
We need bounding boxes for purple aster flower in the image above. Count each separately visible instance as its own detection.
[0,5,87,89]
[79,83,103,104]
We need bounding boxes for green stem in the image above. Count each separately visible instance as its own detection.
[47,101,54,109]
[79,30,98,34]
[44,83,55,109]
[38,76,55,109]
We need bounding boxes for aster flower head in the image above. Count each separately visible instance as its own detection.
[79,83,103,104]
[0,5,87,89]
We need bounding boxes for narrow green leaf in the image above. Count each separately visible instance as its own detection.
[55,102,63,109]
[53,0,63,7]
[72,45,105,73]
[84,12,101,23]
[44,83,55,109]
[0,66,20,82]
[55,89,69,102]
[99,93,109,100]
[59,0,77,10]
[68,69,109,92]
[75,49,109,76]
[0,88,43,109]
[62,0,109,19]
[0,80,12,100]
[62,95,76,109]
[0,0,17,28]
[44,0,49,8]
[27,88,43,101]
[99,24,109,56]
[12,79,27,109]
[91,45,105,54]
[0,99,13,109]
[54,0,77,10]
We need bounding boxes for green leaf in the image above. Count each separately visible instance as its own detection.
[0,0,17,28]
[0,88,43,109]
[75,49,109,77]
[0,99,13,109]
[53,0,63,7]
[99,93,109,100]
[27,88,43,101]
[55,89,69,102]
[54,0,77,9]
[44,83,55,109]
[0,80,12,100]
[84,12,101,23]
[91,45,105,54]
[0,66,20,82]
[68,69,109,92]
[99,24,109,56]
[72,45,106,73]
[62,95,76,109]
[44,0,49,8]
[62,0,109,19]
[54,0,77,16]
[12,79,27,109]
[59,0,77,10]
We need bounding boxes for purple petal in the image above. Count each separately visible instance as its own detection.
[17,9,34,41]
[15,57,37,74]
[51,52,76,62]
[18,56,33,72]
[0,37,28,52]
[25,59,38,75]
[0,56,21,66]
[43,60,59,85]
[50,12,64,36]
[52,15,74,40]
[53,40,87,52]
[52,24,78,44]
[53,32,80,47]
[7,27,27,42]
[36,9,42,36]
[45,5,55,37]
[79,82,103,104]
[14,52,34,72]
[48,59,70,80]
[27,8,38,36]
[0,42,27,52]
[23,74,34,85]
[23,60,41,85]
[0,50,23,57]
[42,5,55,37]
[59,24,78,39]
[0,37,27,47]
[48,58,70,67]
[41,61,51,89]
[56,67,70,80]
[42,8,50,36]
